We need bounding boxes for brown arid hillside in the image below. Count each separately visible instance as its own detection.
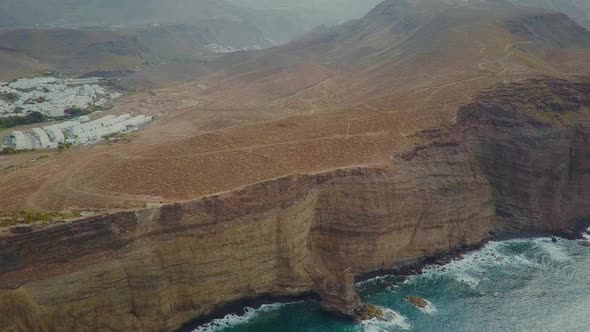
[1,0,590,216]
[0,29,146,80]
[2,1,590,331]
[511,0,590,30]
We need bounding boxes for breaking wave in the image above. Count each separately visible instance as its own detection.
[360,308,411,331]
[397,237,573,292]
[190,234,590,331]
[192,304,286,332]
[415,299,437,315]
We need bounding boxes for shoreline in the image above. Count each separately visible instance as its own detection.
[176,293,321,332]
[179,226,590,331]
[176,226,590,332]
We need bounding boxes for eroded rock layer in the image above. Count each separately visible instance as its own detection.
[1,78,589,331]
[458,78,590,234]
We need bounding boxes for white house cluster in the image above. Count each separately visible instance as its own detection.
[2,114,153,150]
[0,77,122,118]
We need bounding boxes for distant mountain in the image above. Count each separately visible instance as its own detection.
[189,0,590,111]
[0,22,275,81]
[0,0,385,80]
[511,0,590,29]
[0,0,382,44]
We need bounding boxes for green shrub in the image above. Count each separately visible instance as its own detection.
[0,92,20,102]
[0,111,46,129]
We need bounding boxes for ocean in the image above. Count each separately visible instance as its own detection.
[192,231,590,332]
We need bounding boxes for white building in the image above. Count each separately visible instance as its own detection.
[8,131,29,150]
[31,128,57,149]
[0,76,123,118]
[3,113,153,150]
[43,126,66,144]
[43,121,79,144]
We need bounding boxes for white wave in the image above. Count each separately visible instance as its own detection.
[357,275,390,287]
[192,303,286,332]
[419,300,438,315]
[583,227,590,240]
[360,308,411,331]
[402,239,551,290]
[533,238,570,262]
[408,298,438,315]
[454,273,480,288]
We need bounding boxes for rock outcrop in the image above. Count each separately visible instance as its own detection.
[1,78,589,331]
[458,78,590,235]
[0,147,493,331]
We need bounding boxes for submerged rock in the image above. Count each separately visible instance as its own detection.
[578,241,590,247]
[405,296,429,309]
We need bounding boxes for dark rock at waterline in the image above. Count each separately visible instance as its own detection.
[551,237,558,243]
[405,296,429,309]
[434,253,455,266]
[354,304,384,322]
[397,264,423,276]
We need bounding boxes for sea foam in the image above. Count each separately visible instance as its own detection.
[531,238,570,262]
[402,239,564,290]
[192,303,286,332]
[416,299,438,315]
[360,308,411,331]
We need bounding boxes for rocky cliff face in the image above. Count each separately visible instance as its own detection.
[0,154,493,331]
[458,78,590,234]
[1,78,589,331]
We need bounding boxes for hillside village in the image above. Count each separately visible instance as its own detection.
[2,114,153,151]
[0,76,153,151]
[0,76,122,118]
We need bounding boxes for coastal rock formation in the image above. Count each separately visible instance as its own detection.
[1,79,589,331]
[0,145,493,331]
[405,296,429,309]
[458,79,590,235]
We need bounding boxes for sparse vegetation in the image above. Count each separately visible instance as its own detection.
[0,147,35,155]
[0,210,81,228]
[0,92,20,102]
[0,111,46,129]
[24,96,46,104]
[63,107,92,118]
[58,142,73,150]
[105,132,135,144]
[0,147,17,155]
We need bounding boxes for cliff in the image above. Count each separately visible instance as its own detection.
[1,78,589,331]
[458,78,590,234]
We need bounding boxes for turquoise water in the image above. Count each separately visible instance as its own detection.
[193,234,590,332]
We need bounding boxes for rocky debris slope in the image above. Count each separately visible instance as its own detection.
[0,78,589,331]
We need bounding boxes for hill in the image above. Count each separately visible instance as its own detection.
[179,0,590,112]
[1,0,590,214]
[512,0,590,29]
[0,23,271,81]
[2,1,590,331]
[0,0,382,44]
